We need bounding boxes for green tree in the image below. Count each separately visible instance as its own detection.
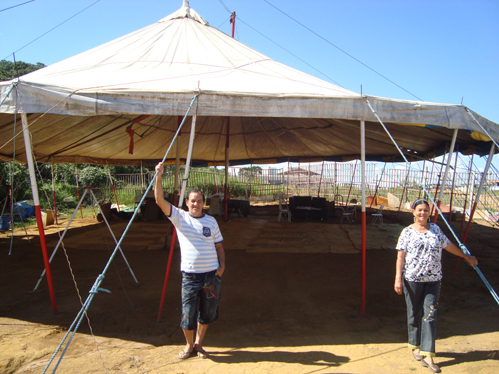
[0,60,46,81]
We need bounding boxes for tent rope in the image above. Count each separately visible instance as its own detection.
[465,108,499,148]
[365,97,499,306]
[42,93,200,374]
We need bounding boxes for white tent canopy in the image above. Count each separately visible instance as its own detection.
[1,0,497,166]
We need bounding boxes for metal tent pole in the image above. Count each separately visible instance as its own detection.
[175,116,182,196]
[433,129,458,223]
[21,113,57,313]
[360,120,366,316]
[224,117,230,221]
[158,114,198,321]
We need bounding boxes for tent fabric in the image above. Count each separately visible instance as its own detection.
[0,1,497,166]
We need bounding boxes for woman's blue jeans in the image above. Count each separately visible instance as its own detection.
[403,279,441,357]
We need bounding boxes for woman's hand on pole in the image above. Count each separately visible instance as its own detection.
[466,255,478,269]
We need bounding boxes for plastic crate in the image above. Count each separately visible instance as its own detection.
[0,216,10,230]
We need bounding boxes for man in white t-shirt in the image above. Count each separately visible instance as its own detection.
[154,162,225,360]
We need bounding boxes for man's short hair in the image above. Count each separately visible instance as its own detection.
[186,189,205,202]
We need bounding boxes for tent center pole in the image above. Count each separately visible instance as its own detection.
[360,120,366,316]
[224,117,230,221]
[21,113,58,313]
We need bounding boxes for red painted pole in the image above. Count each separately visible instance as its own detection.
[230,12,236,38]
[360,120,366,316]
[21,113,57,313]
[157,227,177,322]
[432,200,441,223]
[34,205,58,312]
[224,13,235,221]
[361,210,366,315]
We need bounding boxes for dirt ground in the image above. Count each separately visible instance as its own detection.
[1,204,498,374]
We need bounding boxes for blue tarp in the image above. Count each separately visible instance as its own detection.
[14,201,35,218]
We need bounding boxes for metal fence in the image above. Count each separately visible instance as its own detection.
[109,162,498,218]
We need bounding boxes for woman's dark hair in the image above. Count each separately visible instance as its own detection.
[413,199,429,210]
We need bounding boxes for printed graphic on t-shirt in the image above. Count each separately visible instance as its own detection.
[203,227,211,237]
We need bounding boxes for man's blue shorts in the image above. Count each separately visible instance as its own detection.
[180,270,222,330]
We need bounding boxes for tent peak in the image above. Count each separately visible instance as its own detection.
[160,0,208,25]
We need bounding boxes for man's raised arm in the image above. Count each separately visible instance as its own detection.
[154,162,171,216]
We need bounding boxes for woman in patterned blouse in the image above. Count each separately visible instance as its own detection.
[394,199,478,373]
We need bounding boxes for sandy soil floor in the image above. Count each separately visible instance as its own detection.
[1,205,498,374]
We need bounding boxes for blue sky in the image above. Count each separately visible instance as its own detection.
[1,0,498,171]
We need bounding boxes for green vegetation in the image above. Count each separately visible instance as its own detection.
[0,60,46,81]
[0,162,152,211]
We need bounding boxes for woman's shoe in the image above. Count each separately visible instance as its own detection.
[421,358,441,373]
